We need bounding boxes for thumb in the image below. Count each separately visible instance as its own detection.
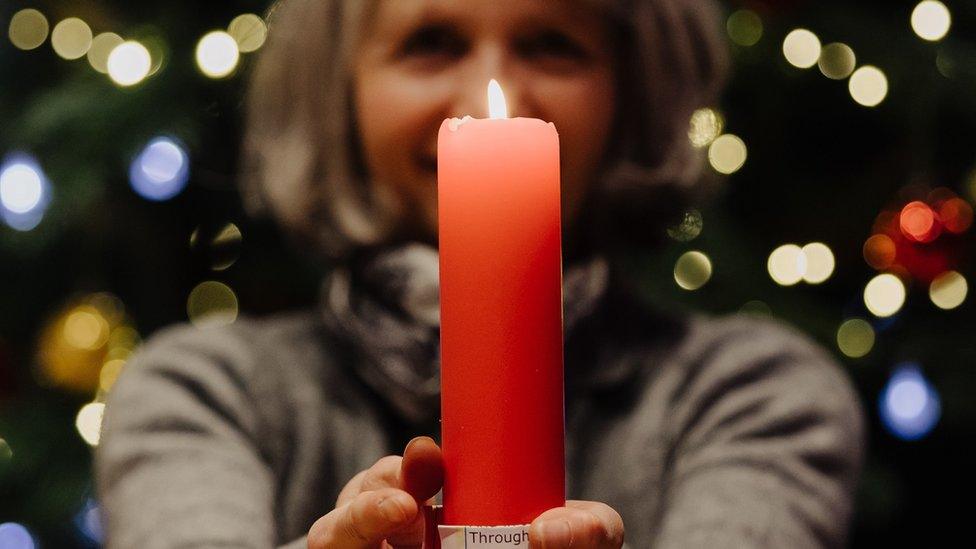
[399,436,444,502]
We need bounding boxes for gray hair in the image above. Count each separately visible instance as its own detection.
[241,0,729,260]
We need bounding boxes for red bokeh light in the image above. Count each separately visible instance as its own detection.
[899,201,941,243]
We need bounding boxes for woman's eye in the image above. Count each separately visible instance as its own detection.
[520,30,586,60]
[400,25,465,58]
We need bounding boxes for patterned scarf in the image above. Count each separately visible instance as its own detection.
[318,240,611,426]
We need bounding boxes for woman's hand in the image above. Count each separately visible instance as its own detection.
[307,436,444,548]
[306,435,625,548]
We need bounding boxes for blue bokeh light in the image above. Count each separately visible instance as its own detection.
[0,153,51,231]
[73,497,103,545]
[0,522,36,549]
[129,136,190,201]
[879,363,941,441]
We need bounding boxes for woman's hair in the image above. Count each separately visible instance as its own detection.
[241,0,729,261]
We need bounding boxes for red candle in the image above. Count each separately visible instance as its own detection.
[438,80,565,526]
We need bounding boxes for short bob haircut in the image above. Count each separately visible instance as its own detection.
[241,0,729,262]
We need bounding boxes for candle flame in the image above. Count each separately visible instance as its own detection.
[487,79,508,119]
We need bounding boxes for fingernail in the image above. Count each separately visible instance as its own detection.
[378,494,408,523]
[539,520,573,548]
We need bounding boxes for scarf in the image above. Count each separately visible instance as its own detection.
[318,240,611,426]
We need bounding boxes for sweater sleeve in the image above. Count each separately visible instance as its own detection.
[93,322,306,549]
[651,315,865,549]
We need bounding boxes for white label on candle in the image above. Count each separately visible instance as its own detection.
[438,524,531,548]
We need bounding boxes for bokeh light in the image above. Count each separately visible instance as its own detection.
[51,17,92,60]
[688,108,724,148]
[0,437,11,461]
[938,197,972,234]
[739,300,772,316]
[187,281,239,328]
[87,32,124,74]
[849,66,888,107]
[195,31,240,78]
[768,244,806,286]
[190,222,243,270]
[666,209,703,242]
[76,402,105,446]
[63,306,111,350]
[864,273,906,317]
[929,270,967,310]
[129,136,190,201]
[911,1,951,42]
[0,153,51,232]
[8,8,49,51]
[0,523,36,549]
[818,42,856,80]
[837,318,875,358]
[801,242,835,284]
[879,364,940,441]
[228,13,268,53]
[863,234,897,270]
[899,200,940,242]
[782,29,821,69]
[674,251,712,290]
[708,134,747,174]
[726,10,762,47]
[107,41,152,86]
[74,498,103,545]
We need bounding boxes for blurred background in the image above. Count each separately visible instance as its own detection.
[1,0,973,546]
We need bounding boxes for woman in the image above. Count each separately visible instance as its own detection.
[94,0,865,547]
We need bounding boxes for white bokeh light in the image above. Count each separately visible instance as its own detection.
[195,31,240,78]
[0,154,50,231]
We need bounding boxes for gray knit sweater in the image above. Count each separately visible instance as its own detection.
[94,286,864,548]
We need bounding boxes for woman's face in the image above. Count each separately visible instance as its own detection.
[353,0,618,241]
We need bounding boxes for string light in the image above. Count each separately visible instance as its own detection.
[818,43,856,80]
[864,273,906,317]
[800,242,835,284]
[107,41,152,86]
[708,134,747,174]
[0,523,36,549]
[667,209,703,242]
[187,281,239,328]
[849,66,888,107]
[782,29,821,69]
[938,197,972,234]
[929,270,967,310]
[87,32,123,73]
[911,1,951,42]
[837,318,875,358]
[863,234,897,270]
[129,136,190,201]
[0,153,50,232]
[726,10,762,47]
[195,31,240,78]
[51,17,92,60]
[768,244,806,286]
[899,200,940,242]
[688,108,724,148]
[228,13,268,53]
[76,402,105,446]
[8,8,49,51]
[674,251,713,290]
[879,364,940,441]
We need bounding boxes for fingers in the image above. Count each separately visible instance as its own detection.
[308,487,418,549]
[399,436,444,502]
[529,500,624,549]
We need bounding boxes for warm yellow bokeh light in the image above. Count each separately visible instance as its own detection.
[783,29,821,69]
[99,358,127,392]
[107,41,152,86]
[188,281,239,328]
[674,251,713,290]
[837,318,875,358]
[9,8,49,50]
[864,273,906,317]
[87,32,124,73]
[727,10,763,47]
[63,306,110,350]
[196,31,240,78]
[688,108,724,148]
[929,270,967,310]
[801,242,835,284]
[51,17,92,60]
[768,244,806,286]
[818,42,856,80]
[849,66,888,107]
[76,402,105,446]
[911,1,951,41]
[228,13,267,53]
[708,134,747,174]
